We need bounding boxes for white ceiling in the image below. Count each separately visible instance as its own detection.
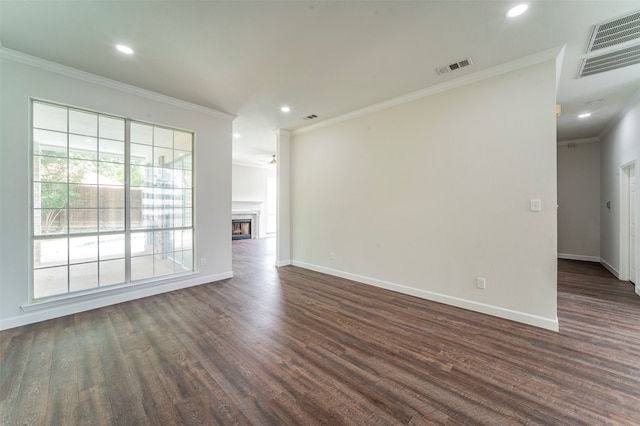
[2,1,640,167]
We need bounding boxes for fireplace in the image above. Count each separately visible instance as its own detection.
[232,219,252,240]
[232,206,260,240]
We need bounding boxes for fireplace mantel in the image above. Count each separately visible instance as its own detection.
[232,200,263,210]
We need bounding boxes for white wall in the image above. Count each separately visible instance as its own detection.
[232,164,276,237]
[276,130,292,266]
[557,140,600,261]
[291,58,559,330]
[600,99,640,281]
[0,51,234,329]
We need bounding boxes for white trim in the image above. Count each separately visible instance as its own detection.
[0,47,236,121]
[599,89,640,140]
[558,253,601,262]
[600,258,620,278]
[293,46,565,136]
[619,162,635,281]
[557,255,629,280]
[276,259,291,267]
[0,271,233,331]
[557,137,600,146]
[232,160,276,169]
[555,45,566,92]
[290,260,559,332]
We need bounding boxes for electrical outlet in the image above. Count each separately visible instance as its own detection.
[476,277,486,289]
[201,258,206,266]
[530,199,542,212]
[329,251,335,260]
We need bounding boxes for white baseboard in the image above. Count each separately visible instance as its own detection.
[599,258,620,279]
[291,260,559,332]
[275,259,292,267]
[558,253,600,262]
[557,254,626,281]
[0,271,233,331]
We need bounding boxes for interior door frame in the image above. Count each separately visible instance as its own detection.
[619,161,636,285]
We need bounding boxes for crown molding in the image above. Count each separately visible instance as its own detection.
[557,137,600,146]
[293,45,565,136]
[598,88,640,141]
[0,47,236,121]
[273,129,292,137]
[232,160,276,170]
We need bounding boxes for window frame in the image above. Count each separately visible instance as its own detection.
[30,99,195,302]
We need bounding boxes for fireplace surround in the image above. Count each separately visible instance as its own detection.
[231,201,261,240]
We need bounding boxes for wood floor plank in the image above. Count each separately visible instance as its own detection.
[75,384,112,426]
[0,329,33,424]
[97,307,150,425]
[7,322,55,425]
[44,315,79,425]
[1,239,640,424]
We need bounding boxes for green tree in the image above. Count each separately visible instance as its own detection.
[37,152,94,233]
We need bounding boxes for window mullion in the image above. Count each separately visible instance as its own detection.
[66,107,71,295]
[96,115,101,288]
[125,119,132,283]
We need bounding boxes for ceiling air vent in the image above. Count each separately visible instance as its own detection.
[303,114,318,120]
[578,43,640,77]
[437,57,473,75]
[586,10,640,53]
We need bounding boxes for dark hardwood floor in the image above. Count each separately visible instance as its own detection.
[2,238,640,425]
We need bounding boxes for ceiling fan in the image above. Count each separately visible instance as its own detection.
[258,154,277,165]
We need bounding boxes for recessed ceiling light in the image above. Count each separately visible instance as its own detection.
[280,106,291,113]
[586,98,603,106]
[115,44,134,55]
[233,133,240,138]
[578,113,592,119]
[506,3,529,18]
